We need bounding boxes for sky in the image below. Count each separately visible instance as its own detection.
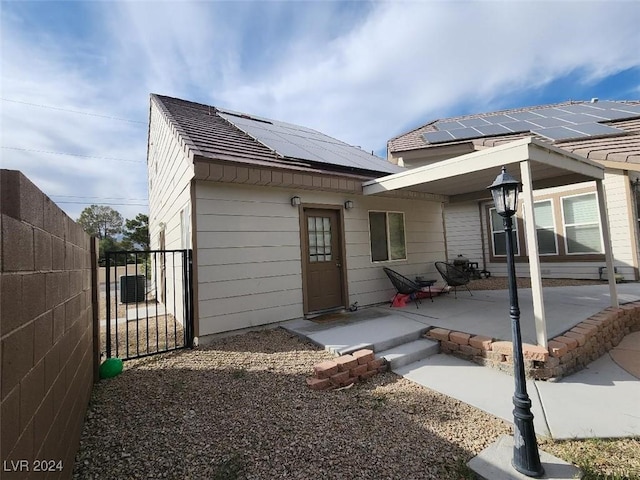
[1,0,639,221]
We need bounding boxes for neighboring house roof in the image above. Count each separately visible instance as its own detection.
[151,94,403,177]
[389,100,640,165]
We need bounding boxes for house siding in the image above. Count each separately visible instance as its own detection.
[477,175,637,280]
[147,102,194,324]
[443,202,484,267]
[195,182,444,337]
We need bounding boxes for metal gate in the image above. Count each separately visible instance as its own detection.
[104,249,194,360]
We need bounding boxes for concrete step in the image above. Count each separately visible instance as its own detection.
[377,338,440,370]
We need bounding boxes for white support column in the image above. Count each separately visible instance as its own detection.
[596,179,619,308]
[520,161,548,347]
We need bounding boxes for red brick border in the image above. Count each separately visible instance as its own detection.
[307,349,388,390]
[424,302,640,380]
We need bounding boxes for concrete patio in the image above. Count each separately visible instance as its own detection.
[283,283,640,440]
[392,283,640,344]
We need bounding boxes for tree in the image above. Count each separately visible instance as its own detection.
[77,205,123,240]
[122,214,149,251]
[98,237,123,264]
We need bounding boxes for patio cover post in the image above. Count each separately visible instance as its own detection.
[596,178,619,308]
[519,160,548,347]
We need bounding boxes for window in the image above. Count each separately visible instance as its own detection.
[369,211,406,262]
[308,216,332,263]
[562,193,602,254]
[490,208,519,256]
[533,200,557,255]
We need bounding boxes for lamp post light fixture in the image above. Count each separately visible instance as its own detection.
[487,166,544,478]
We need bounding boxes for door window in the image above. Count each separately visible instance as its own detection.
[308,216,332,262]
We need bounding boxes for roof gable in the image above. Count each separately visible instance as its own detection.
[151,94,403,176]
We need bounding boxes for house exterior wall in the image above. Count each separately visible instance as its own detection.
[1,170,97,480]
[459,173,638,280]
[443,202,484,267]
[195,181,444,338]
[147,102,195,326]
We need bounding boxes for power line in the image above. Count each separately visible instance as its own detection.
[0,98,146,124]
[2,146,145,163]
[55,201,148,206]
[50,194,148,201]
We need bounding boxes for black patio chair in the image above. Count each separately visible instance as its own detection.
[435,261,472,298]
[383,267,422,309]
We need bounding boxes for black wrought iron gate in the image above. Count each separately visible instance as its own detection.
[104,249,194,360]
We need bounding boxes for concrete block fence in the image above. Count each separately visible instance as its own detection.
[1,170,99,479]
[307,349,387,390]
[425,301,640,380]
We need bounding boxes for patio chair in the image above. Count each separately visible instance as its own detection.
[383,267,422,309]
[435,261,472,298]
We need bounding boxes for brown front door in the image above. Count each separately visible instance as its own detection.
[303,208,346,313]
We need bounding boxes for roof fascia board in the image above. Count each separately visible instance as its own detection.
[594,159,640,172]
[364,137,605,196]
[527,138,604,180]
[363,138,534,195]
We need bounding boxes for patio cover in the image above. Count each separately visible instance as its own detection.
[363,137,618,347]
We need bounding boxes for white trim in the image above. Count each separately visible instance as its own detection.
[560,192,604,255]
[363,137,604,196]
[367,210,408,263]
[489,207,519,257]
[528,199,558,256]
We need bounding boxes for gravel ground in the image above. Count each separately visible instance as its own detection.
[75,329,512,479]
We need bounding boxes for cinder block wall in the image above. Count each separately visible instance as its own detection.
[1,170,98,479]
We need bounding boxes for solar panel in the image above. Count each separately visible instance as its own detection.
[459,118,491,128]
[508,111,545,121]
[525,116,573,128]
[535,127,590,141]
[500,120,537,132]
[423,131,455,143]
[559,113,607,125]
[570,123,625,136]
[219,112,403,174]
[448,127,482,140]
[422,101,639,145]
[533,108,568,118]
[474,124,514,136]
[484,114,518,124]
[436,121,465,130]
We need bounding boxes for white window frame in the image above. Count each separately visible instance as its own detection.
[490,207,519,257]
[526,199,558,256]
[368,210,407,263]
[560,192,603,255]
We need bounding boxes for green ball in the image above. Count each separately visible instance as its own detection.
[99,358,123,379]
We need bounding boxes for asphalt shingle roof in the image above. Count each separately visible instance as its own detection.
[152,94,402,176]
[389,100,640,165]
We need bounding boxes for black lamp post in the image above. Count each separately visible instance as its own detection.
[488,166,544,478]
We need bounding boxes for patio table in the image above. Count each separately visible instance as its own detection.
[415,277,437,302]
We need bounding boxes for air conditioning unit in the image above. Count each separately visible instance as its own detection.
[120,275,146,303]
[598,267,624,283]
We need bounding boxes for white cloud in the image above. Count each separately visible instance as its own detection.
[1,1,639,221]
[215,1,640,151]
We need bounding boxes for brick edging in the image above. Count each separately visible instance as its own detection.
[424,301,640,380]
[307,349,388,390]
